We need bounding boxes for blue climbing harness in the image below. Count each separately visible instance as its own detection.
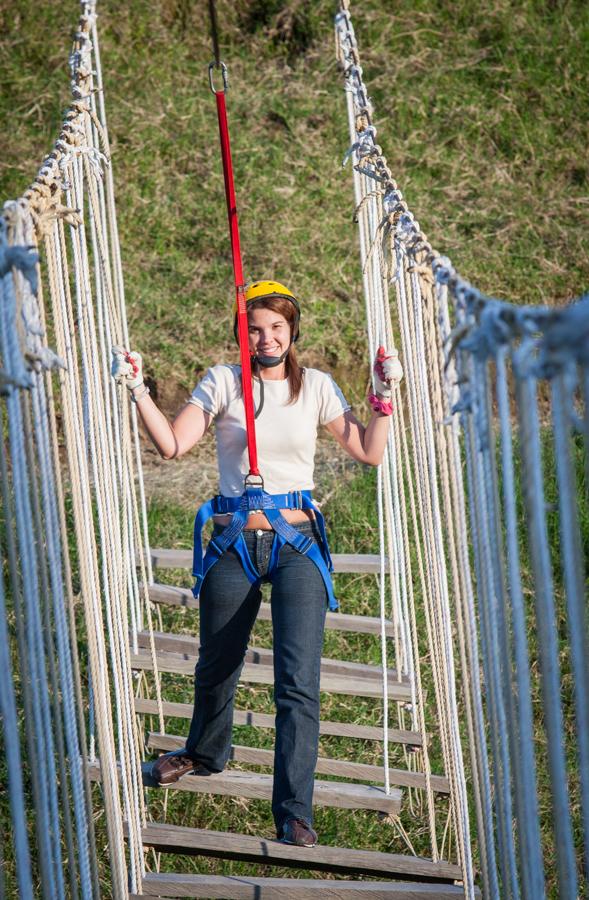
[191,487,338,610]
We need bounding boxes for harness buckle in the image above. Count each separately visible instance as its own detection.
[244,472,264,490]
[297,536,313,554]
[209,536,224,556]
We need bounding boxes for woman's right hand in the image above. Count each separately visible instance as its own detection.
[111,346,144,390]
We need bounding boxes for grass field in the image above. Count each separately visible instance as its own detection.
[2,0,588,406]
[1,0,588,896]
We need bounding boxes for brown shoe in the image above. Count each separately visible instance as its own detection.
[152,749,212,786]
[279,818,318,847]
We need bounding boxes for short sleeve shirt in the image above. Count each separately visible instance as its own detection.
[189,365,350,496]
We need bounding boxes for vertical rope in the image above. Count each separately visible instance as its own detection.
[495,347,544,898]
[515,372,578,898]
[550,370,589,877]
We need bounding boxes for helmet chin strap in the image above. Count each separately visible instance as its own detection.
[253,346,291,368]
[251,345,292,419]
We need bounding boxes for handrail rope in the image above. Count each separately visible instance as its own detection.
[48,207,129,894]
[76,10,151,876]
[415,264,474,876]
[19,211,96,894]
[0,273,36,900]
[344,110,435,846]
[408,256,468,868]
[435,280,497,897]
[340,59,397,810]
[0,224,65,897]
[46,179,130,898]
[42,341,103,898]
[79,48,160,863]
[336,4,477,884]
[89,13,154,602]
[0,4,152,891]
[68,114,146,888]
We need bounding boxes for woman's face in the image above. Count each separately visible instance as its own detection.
[247,307,291,360]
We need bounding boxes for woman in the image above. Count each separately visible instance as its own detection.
[112,280,402,847]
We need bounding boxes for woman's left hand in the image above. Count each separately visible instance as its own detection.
[373,346,403,398]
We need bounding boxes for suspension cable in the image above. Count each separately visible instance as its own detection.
[207,3,260,479]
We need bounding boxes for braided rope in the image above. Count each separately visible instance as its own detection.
[0,1,161,893]
[337,3,589,896]
[336,3,475,888]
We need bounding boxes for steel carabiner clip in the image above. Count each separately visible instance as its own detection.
[208,60,229,95]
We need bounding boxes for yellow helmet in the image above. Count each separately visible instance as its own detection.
[245,280,298,306]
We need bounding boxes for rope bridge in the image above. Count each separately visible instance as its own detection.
[1,1,587,897]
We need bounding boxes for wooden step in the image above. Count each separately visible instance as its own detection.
[131,649,412,701]
[134,698,423,747]
[148,548,385,574]
[138,763,403,814]
[89,761,401,815]
[147,732,449,793]
[137,822,463,881]
[136,872,472,897]
[137,630,406,683]
[146,582,395,637]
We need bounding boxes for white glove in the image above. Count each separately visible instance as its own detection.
[111,346,144,390]
[373,346,403,399]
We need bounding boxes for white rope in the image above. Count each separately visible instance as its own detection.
[0,3,159,891]
[336,5,476,890]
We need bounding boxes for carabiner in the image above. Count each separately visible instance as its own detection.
[244,472,264,490]
[208,61,229,95]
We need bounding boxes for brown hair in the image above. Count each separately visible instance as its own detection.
[247,296,304,403]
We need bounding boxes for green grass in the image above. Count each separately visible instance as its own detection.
[1,0,589,896]
[1,0,588,408]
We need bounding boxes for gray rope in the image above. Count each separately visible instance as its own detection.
[22,394,79,899]
[458,413,500,900]
[495,348,545,898]
[550,369,589,879]
[442,288,499,897]
[0,214,99,896]
[462,375,516,898]
[515,372,578,898]
[0,444,34,900]
[473,357,520,899]
[30,375,94,898]
[0,237,63,898]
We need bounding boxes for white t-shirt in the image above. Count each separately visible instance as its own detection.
[189,364,350,497]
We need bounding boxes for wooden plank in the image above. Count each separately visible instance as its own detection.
[147,732,449,793]
[146,583,395,637]
[148,548,385,575]
[142,765,401,814]
[87,761,401,814]
[137,822,463,881]
[139,872,473,898]
[130,650,412,701]
[133,698,423,747]
[137,631,406,683]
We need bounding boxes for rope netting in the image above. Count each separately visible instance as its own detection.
[0,2,157,895]
[1,1,588,898]
[337,2,589,898]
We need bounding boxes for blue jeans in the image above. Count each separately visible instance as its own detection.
[185,520,328,832]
